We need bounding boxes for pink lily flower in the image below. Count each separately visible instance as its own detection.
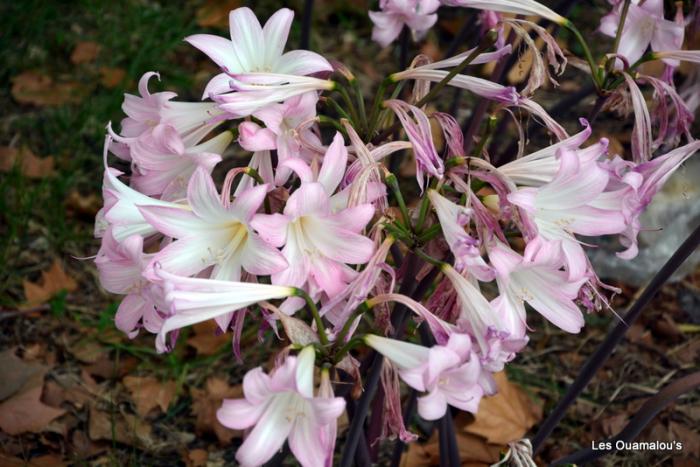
[186,7,333,116]
[489,241,587,335]
[365,333,484,420]
[427,189,494,281]
[441,265,528,371]
[321,235,395,331]
[217,347,346,467]
[385,99,444,189]
[600,0,684,68]
[155,269,296,352]
[508,148,627,280]
[239,92,321,186]
[139,167,288,282]
[442,0,567,26]
[498,119,593,186]
[251,133,375,306]
[596,141,700,259]
[392,68,519,104]
[129,128,232,200]
[116,72,224,159]
[369,0,440,47]
[95,231,165,337]
[96,137,190,242]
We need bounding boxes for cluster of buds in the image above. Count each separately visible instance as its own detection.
[95,3,699,466]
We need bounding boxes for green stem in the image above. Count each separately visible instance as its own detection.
[367,78,391,137]
[414,248,444,267]
[334,303,369,350]
[385,172,411,229]
[337,84,361,129]
[318,115,347,135]
[351,78,368,134]
[333,336,365,364]
[611,0,632,58]
[322,96,353,121]
[417,224,442,243]
[413,31,497,109]
[471,114,497,157]
[295,288,329,346]
[563,20,603,89]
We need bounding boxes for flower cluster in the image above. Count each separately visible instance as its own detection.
[95,3,699,466]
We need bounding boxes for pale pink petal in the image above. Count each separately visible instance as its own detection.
[289,417,327,467]
[243,367,272,405]
[417,389,448,421]
[202,72,233,98]
[263,8,294,65]
[217,398,267,430]
[317,132,348,195]
[239,121,277,151]
[187,168,227,221]
[235,396,294,467]
[326,204,374,233]
[185,34,242,73]
[231,183,269,221]
[228,7,265,71]
[240,234,289,276]
[305,217,374,264]
[369,11,403,48]
[251,213,291,247]
[276,50,333,75]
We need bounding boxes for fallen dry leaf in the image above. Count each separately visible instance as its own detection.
[463,372,542,445]
[0,349,48,402]
[184,449,209,467]
[0,453,67,467]
[23,259,78,308]
[123,375,177,417]
[0,372,66,435]
[65,189,102,217]
[67,337,104,364]
[99,67,126,89]
[190,377,242,444]
[196,0,242,29]
[88,405,154,448]
[11,71,85,106]
[0,146,54,178]
[187,320,231,356]
[402,424,503,467]
[71,41,101,64]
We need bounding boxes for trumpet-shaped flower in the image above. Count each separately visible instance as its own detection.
[129,129,232,200]
[442,265,528,370]
[489,242,587,334]
[385,99,444,189]
[186,7,333,116]
[427,190,494,281]
[239,92,320,185]
[251,133,375,304]
[369,0,440,47]
[217,347,346,467]
[508,148,627,279]
[498,119,593,186]
[139,167,288,282]
[365,333,484,420]
[600,0,684,67]
[442,0,567,26]
[155,269,296,352]
[95,231,165,337]
[392,68,519,104]
[96,137,190,242]
[118,72,224,154]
